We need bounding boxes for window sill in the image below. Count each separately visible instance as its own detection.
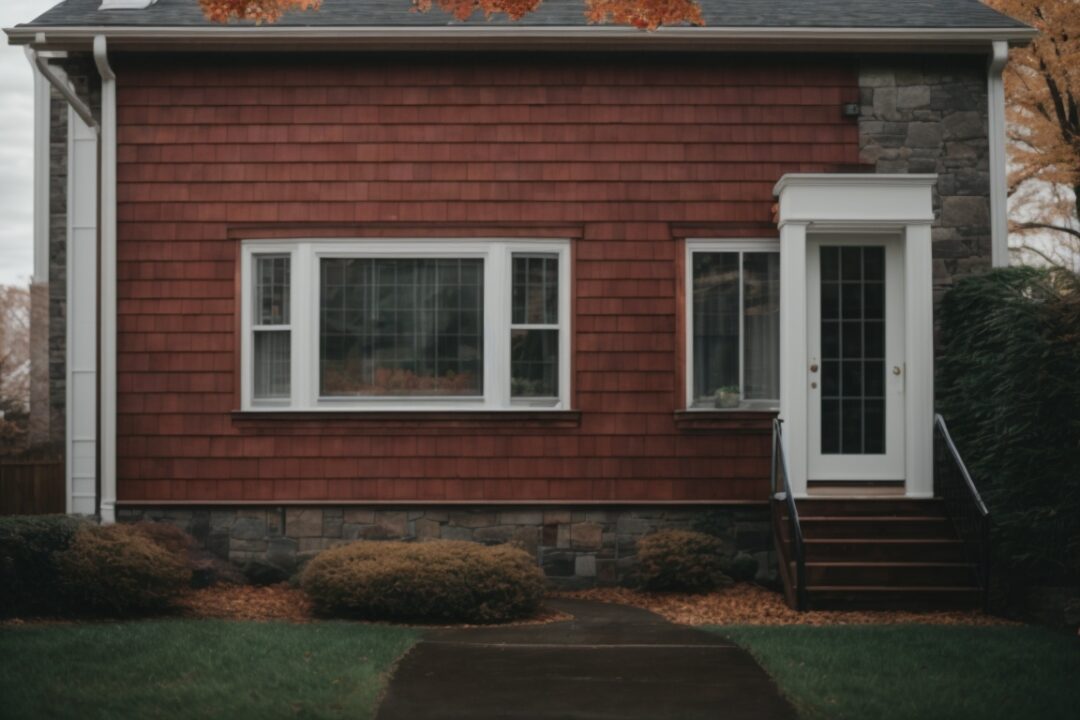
[231,409,581,431]
[673,410,777,433]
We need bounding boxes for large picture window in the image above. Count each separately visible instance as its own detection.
[242,240,571,411]
[686,241,780,410]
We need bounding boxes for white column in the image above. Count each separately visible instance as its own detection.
[68,107,100,516]
[904,222,935,498]
[988,41,1010,268]
[778,222,808,497]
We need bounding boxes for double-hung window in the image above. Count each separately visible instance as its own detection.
[241,240,571,412]
[686,240,780,410]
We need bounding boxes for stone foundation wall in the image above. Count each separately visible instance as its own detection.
[858,55,992,304]
[117,505,775,588]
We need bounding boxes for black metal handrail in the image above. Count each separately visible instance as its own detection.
[771,418,808,611]
[934,413,991,612]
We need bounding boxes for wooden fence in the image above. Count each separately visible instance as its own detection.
[0,460,65,515]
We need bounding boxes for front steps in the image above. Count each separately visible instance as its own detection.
[779,498,982,611]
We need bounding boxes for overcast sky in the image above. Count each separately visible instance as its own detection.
[0,1,57,287]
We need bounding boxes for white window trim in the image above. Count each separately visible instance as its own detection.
[241,238,572,412]
[685,239,781,412]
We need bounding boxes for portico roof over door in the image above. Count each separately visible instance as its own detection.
[773,174,937,499]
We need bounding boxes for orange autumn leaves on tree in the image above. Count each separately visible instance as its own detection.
[986,0,1080,260]
[199,0,321,25]
[199,0,704,30]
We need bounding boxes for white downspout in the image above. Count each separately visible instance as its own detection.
[988,40,1010,267]
[25,49,50,286]
[93,36,117,524]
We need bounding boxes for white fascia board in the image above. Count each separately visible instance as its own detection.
[774,174,938,227]
[5,24,1039,51]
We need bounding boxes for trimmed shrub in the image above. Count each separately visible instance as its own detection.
[54,524,192,615]
[130,520,196,559]
[0,515,86,617]
[938,267,1080,595]
[637,530,733,593]
[301,540,545,623]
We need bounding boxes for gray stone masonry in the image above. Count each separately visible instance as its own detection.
[117,505,775,588]
[47,90,66,447]
[858,55,993,304]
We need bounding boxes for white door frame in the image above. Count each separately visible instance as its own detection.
[774,174,936,499]
[806,234,906,482]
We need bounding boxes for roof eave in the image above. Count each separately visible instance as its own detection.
[4,24,1038,53]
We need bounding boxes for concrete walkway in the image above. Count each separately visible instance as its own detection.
[376,599,796,720]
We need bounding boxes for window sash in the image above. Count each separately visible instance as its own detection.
[241,240,570,412]
[686,241,780,411]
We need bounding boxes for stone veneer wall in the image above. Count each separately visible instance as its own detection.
[858,55,993,304]
[118,505,775,588]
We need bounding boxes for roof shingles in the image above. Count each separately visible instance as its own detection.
[24,0,1028,30]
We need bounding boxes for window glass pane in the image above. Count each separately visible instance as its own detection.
[743,252,780,400]
[254,331,290,400]
[255,254,290,326]
[692,252,740,404]
[512,254,559,325]
[319,257,484,397]
[511,329,558,398]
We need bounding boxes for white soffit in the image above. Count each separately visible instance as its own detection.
[773,174,937,226]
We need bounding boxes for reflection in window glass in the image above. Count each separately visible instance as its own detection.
[511,254,559,399]
[319,258,484,397]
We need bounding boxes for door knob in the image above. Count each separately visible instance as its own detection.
[892,366,902,376]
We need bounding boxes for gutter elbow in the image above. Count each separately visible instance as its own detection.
[93,35,115,81]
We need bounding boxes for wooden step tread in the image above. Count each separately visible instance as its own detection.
[803,561,974,568]
[807,539,967,546]
[800,516,949,522]
[807,585,980,593]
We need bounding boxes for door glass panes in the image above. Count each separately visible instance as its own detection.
[511,254,559,398]
[820,246,886,454]
[319,258,484,397]
[253,254,291,400]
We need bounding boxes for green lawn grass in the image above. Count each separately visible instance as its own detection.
[0,620,418,720]
[715,625,1080,720]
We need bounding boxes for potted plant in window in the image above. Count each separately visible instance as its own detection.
[714,386,741,409]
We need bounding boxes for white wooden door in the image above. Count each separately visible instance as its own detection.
[807,238,906,481]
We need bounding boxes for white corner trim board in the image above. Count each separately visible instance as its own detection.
[988,40,1010,268]
[93,35,118,525]
[67,105,99,517]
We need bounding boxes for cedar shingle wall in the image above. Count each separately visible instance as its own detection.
[115,54,861,504]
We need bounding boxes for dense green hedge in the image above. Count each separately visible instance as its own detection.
[937,267,1080,591]
[301,540,546,623]
[0,515,86,616]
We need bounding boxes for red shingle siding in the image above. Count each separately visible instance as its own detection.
[115,54,861,504]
